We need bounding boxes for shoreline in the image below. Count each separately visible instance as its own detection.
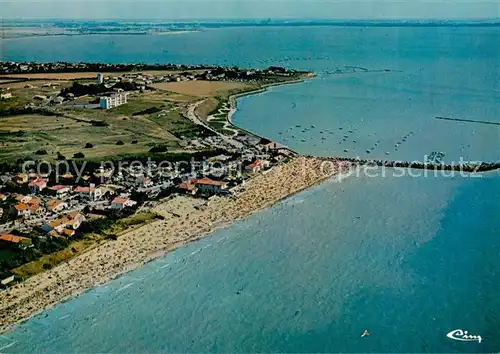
[0,157,350,333]
[227,74,315,142]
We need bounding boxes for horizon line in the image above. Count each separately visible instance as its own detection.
[2,17,499,22]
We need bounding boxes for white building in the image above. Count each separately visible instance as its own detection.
[0,92,12,99]
[74,185,102,201]
[110,196,137,210]
[100,93,127,110]
[97,72,104,84]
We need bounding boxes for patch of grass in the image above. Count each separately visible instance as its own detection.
[132,106,164,116]
[12,237,98,279]
[208,121,225,130]
[221,128,237,136]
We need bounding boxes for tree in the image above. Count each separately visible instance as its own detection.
[73,152,85,159]
[149,144,168,153]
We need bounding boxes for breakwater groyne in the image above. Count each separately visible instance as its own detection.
[435,116,500,126]
[308,156,500,173]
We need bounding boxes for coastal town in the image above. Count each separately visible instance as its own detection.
[0,61,314,291]
[2,59,495,333]
[0,61,360,332]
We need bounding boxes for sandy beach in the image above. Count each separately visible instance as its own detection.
[0,157,350,332]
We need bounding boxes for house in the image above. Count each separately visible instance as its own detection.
[11,203,30,218]
[42,211,85,236]
[245,160,270,174]
[14,198,44,217]
[195,177,228,195]
[46,200,68,213]
[135,177,153,188]
[60,173,74,183]
[262,141,281,152]
[15,194,31,204]
[179,178,198,195]
[0,92,12,99]
[12,173,29,184]
[0,233,32,249]
[28,178,47,193]
[74,185,102,201]
[110,196,137,210]
[28,201,44,216]
[48,185,72,197]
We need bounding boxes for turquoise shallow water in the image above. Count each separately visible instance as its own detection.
[1,26,499,352]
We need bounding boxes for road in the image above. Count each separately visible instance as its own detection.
[186,100,244,149]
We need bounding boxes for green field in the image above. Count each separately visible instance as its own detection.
[0,90,210,162]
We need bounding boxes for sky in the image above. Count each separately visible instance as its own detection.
[1,0,499,20]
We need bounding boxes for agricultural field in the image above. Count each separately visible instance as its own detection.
[152,80,259,121]
[0,75,283,162]
[151,80,255,97]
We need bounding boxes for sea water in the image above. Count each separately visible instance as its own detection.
[0,25,499,352]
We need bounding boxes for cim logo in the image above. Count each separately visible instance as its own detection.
[447,329,482,344]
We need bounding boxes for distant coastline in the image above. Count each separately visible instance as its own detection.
[0,30,201,40]
[2,19,498,40]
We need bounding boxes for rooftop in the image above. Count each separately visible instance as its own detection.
[111,196,129,205]
[49,185,71,191]
[0,233,31,244]
[196,177,227,187]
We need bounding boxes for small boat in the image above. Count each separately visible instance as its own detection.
[361,330,370,338]
[344,149,349,152]
[311,125,315,128]
[301,139,306,142]
[366,150,371,153]
[385,152,390,155]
